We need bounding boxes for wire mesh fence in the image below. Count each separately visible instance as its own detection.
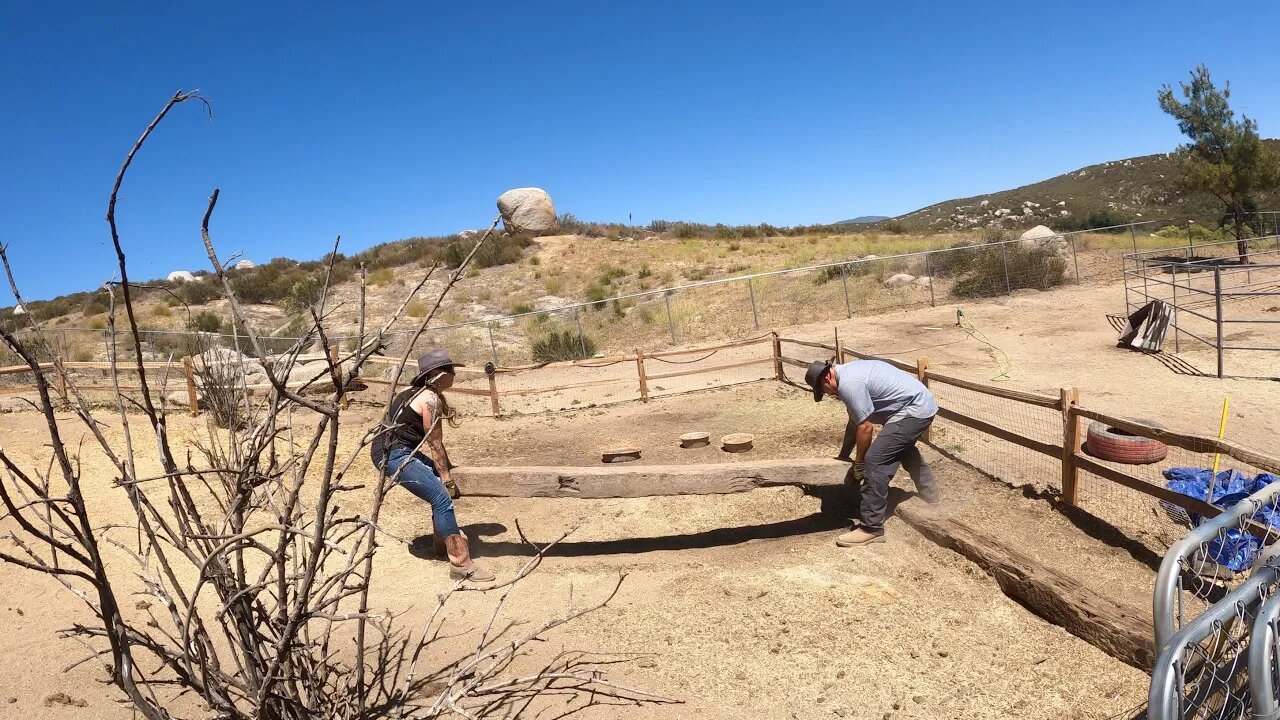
[1148,481,1280,720]
[26,217,1224,375]
[926,380,1063,497]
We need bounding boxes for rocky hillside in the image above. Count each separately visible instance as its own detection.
[893,141,1280,232]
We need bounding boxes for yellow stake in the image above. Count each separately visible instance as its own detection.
[1211,396,1231,475]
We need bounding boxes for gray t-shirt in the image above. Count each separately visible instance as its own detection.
[834,360,938,425]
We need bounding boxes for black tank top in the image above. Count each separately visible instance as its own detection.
[370,387,434,466]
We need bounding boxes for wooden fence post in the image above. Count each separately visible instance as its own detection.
[183,356,199,417]
[55,356,67,401]
[772,333,783,381]
[328,344,350,409]
[636,349,649,403]
[834,328,844,363]
[488,371,501,417]
[917,357,931,441]
[1061,387,1081,506]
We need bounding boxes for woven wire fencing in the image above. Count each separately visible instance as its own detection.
[926,380,1063,497]
[1074,420,1275,563]
[26,226,1135,373]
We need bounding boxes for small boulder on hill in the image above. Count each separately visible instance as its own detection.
[497,188,556,234]
[884,273,915,288]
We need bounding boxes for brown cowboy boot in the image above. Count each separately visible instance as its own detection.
[445,533,495,583]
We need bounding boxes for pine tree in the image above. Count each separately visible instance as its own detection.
[1158,65,1280,261]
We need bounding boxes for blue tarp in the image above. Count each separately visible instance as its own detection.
[1163,467,1279,572]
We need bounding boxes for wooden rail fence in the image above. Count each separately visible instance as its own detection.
[4,330,1276,526]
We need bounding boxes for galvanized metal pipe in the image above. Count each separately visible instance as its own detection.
[1215,266,1224,378]
[664,293,676,344]
[1000,242,1012,295]
[839,263,852,318]
[924,253,935,307]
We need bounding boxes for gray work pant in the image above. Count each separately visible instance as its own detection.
[856,415,938,531]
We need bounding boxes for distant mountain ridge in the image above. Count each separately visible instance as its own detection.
[833,215,890,225]
[889,140,1280,232]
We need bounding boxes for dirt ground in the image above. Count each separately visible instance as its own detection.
[7,274,1278,719]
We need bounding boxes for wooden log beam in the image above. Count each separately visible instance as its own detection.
[451,459,849,498]
[896,503,1155,670]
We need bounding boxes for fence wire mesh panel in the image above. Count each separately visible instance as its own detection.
[925,380,1063,496]
[1076,423,1274,560]
[1149,481,1280,720]
[18,219,1211,377]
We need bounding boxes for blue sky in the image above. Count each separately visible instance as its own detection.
[2,1,1279,300]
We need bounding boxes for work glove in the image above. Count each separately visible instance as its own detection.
[843,462,865,490]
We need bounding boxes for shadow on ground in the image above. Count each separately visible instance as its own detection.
[407,486,917,560]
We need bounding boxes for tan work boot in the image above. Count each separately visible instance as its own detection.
[445,533,496,583]
[835,527,885,547]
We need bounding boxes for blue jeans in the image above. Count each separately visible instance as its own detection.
[381,447,461,539]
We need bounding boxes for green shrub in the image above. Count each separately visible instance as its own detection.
[82,296,109,316]
[284,275,323,314]
[189,310,225,333]
[176,280,221,305]
[585,283,609,309]
[443,233,531,269]
[951,244,1066,298]
[637,265,652,279]
[927,243,978,278]
[1057,209,1132,233]
[88,317,106,330]
[367,268,395,286]
[881,220,907,234]
[532,329,596,362]
[598,267,627,286]
[671,222,703,239]
[509,302,535,316]
[153,304,171,318]
[685,266,709,281]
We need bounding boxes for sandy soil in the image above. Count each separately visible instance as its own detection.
[8,275,1277,719]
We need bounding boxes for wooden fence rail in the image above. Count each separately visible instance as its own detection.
[5,330,1277,527]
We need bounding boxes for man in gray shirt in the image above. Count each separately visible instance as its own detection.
[805,358,940,545]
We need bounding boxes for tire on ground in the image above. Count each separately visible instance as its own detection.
[1084,421,1168,464]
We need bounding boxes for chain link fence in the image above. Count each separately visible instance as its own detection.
[22,218,1198,374]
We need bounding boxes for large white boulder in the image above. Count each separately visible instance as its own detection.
[1019,225,1067,252]
[884,273,915,288]
[168,270,199,283]
[12,305,26,316]
[497,188,557,234]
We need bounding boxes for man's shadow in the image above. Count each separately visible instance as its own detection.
[407,485,915,560]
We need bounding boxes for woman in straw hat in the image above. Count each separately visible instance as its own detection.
[370,349,494,582]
